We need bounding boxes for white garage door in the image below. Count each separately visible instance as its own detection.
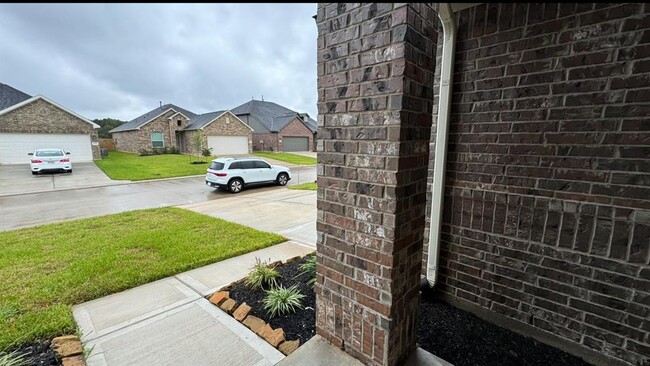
[0,133,94,164]
[207,136,249,155]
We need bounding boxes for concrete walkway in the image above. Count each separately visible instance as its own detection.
[74,241,315,366]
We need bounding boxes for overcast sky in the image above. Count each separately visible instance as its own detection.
[0,3,318,121]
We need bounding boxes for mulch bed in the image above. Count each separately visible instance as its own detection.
[229,257,592,365]
[5,340,62,366]
[229,255,317,345]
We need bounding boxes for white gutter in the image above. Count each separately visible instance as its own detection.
[426,3,457,286]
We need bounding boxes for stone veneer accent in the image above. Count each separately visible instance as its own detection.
[315,3,437,365]
[0,98,100,160]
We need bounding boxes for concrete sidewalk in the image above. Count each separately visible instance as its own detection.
[74,241,315,366]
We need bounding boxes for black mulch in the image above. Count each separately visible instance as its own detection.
[5,340,62,366]
[229,258,591,366]
[228,255,317,345]
[418,290,591,366]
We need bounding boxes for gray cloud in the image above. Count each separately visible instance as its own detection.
[0,3,318,121]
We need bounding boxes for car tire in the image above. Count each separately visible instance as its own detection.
[228,178,243,194]
[31,171,37,175]
[276,173,289,186]
[67,169,72,174]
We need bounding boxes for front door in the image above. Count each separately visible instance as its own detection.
[176,132,185,153]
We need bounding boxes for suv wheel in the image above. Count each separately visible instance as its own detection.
[276,173,289,186]
[228,178,243,193]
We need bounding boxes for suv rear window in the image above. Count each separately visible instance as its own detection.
[209,162,225,170]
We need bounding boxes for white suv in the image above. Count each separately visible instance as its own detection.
[205,157,291,193]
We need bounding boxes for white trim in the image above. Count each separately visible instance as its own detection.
[151,131,165,148]
[168,111,191,121]
[198,110,254,132]
[0,95,100,128]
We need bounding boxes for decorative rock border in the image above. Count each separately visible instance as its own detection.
[51,335,86,366]
[205,252,313,356]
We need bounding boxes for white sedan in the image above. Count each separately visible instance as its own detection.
[29,148,72,175]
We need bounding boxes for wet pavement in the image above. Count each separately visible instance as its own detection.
[0,166,315,232]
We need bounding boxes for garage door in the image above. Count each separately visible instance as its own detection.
[283,137,309,152]
[0,133,94,164]
[207,136,249,155]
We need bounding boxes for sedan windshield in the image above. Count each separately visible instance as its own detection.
[35,150,64,157]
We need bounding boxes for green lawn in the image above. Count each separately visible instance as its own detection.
[95,151,211,180]
[253,151,316,165]
[288,182,317,191]
[0,207,286,351]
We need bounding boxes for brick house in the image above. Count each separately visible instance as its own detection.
[231,99,317,152]
[0,82,101,164]
[110,104,253,155]
[315,3,649,366]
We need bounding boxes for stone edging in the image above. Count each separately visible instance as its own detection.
[51,335,86,366]
[205,253,314,356]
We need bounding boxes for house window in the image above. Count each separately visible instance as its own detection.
[151,132,164,148]
[177,120,182,127]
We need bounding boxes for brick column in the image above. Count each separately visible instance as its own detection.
[315,3,438,365]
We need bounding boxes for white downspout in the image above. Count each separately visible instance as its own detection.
[426,3,456,286]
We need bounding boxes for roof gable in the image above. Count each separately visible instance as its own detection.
[0,82,32,111]
[110,103,197,133]
[0,95,99,128]
[184,110,253,131]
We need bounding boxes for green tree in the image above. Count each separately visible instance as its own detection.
[192,130,205,162]
[93,118,126,138]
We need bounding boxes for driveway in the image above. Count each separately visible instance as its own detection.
[180,188,316,247]
[0,162,120,196]
[0,165,316,231]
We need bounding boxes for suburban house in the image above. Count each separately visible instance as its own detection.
[231,99,318,152]
[109,104,253,155]
[315,3,649,366]
[0,82,101,164]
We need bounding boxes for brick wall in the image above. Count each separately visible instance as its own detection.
[113,109,188,153]
[279,117,315,151]
[316,3,437,365]
[253,132,278,151]
[423,3,650,365]
[0,98,101,159]
[184,112,253,155]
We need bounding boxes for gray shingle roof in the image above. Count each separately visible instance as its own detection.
[109,104,197,133]
[184,110,226,130]
[0,82,32,111]
[230,100,316,133]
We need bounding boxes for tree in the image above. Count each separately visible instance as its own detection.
[93,118,126,138]
[191,130,205,163]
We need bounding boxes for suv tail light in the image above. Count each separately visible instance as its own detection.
[59,158,70,163]
[31,159,43,163]
[211,172,228,177]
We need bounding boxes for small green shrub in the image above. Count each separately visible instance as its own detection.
[296,255,317,286]
[201,147,213,157]
[168,146,180,154]
[263,284,305,317]
[0,350,29,366]
[138,148,151,156]
[244,258,280,290]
